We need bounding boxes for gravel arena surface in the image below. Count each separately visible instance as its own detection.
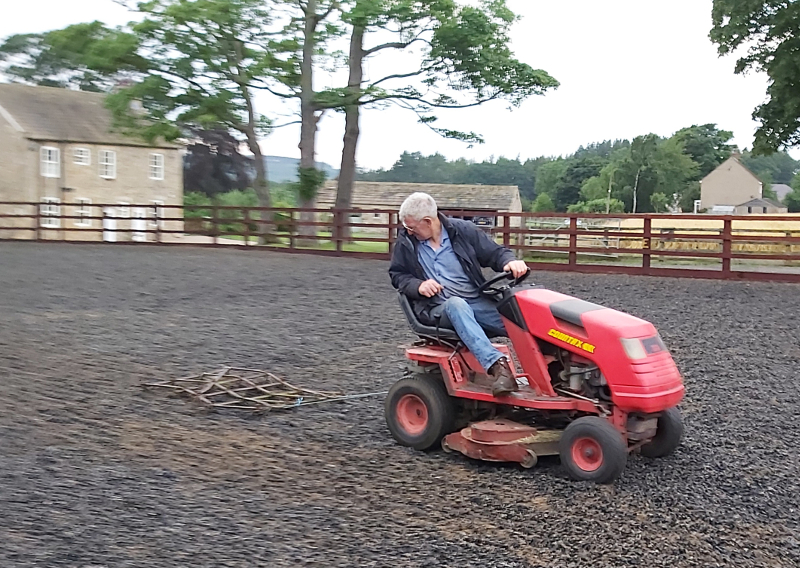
[1,242,799,568]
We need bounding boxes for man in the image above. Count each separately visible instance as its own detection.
[389,192,528,396]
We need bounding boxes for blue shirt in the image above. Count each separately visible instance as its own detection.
[417,226,479,299]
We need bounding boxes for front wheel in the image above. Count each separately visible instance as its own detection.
[385,374,456,451]
[640,407,683,458]
[559,417,627,484]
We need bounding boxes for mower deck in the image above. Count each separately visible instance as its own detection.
[442,419,562,468]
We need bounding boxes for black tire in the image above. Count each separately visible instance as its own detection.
[385,373,456,451]
[559,416,627,484]
[640,407,683,458]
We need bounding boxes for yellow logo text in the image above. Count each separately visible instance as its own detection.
[548,329,596,354]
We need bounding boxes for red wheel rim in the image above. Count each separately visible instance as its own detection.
[571,437,603,472]
[396,394,428,435]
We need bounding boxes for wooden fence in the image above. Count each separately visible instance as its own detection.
[2,201,800,283]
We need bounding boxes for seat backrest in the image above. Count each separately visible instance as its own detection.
[397,293,461,342]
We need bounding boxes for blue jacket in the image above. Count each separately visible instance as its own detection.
[389,214,517,325]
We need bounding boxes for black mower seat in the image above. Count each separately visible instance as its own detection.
[397,292,461,342]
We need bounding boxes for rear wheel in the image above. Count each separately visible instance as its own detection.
[559,417,627,484]
[385,373,456,451]
[640,407,683,458]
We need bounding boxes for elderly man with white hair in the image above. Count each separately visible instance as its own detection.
[389,192,529,396]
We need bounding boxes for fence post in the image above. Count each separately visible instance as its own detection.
[243,207,250,247]
[34,203,41,242]
[502,214,510,248]
[334,210,343,253]
[212,204,218,245]
[155,205,162,244]
[642,217,652,272]
[722,217,732,275]
[289,211,296,251]
[388,212,396,257]
[568,216,578,266]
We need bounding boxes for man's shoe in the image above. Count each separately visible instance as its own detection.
[489,357,517,396]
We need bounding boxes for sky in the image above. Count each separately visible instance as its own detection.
[1,0,793,171]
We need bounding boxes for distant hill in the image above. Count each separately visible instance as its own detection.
[265,156,339,183]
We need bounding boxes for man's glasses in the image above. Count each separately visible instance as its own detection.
[403,217,430,234]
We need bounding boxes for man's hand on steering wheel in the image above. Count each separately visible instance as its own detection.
[503,260,528,279]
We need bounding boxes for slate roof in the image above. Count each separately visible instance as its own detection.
[772,183,793,201]
[737,197,786,209]
[0,83,176,148]
[315,181,521,211]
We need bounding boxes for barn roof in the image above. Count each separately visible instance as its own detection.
[315,181,520,211]
[0,83,176,148]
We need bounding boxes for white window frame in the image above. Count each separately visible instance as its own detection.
[40,197,61,228]
[117,201,130,219]
[40,147,60,178]
[75,198,92,227]
[149,153,165,181]
[149,200,165,229]
[99,150,117,179]
[73,148,91,166]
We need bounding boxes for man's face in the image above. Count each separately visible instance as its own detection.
[402,216,434,241]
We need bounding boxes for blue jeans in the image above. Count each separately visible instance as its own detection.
[432,296,507,372]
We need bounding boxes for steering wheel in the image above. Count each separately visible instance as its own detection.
[477,268,531,298]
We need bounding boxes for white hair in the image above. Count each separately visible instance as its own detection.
[399,192,438,222]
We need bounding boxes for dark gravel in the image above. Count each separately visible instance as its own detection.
[1,242,799,568]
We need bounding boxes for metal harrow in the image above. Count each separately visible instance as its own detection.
[144,366,353,412]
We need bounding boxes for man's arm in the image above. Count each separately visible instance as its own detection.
[469,222,517,272]
[389,246,426,299]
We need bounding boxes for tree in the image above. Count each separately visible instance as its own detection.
[740,150,800,185]
[650,192,669,213]
[567,199,624,214]
[711,1,800,153]
[0,22,145,91]
[782,172,800,212]
[554,157,605,212]
[534,159,568,200]
[531,193,555,213]
[671,124,735,178]
[1,3,280,210]
[107,0,279,210]
[183,129,253,196]
[332,0,558,231]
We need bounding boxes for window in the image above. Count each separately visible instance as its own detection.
[40,198,61,228]
[40,147,60,178]
[73,148,91,165]
[99,150,116,179]
[149,200,165,229]
[149,153,164,180]
[117,201,130,218]
[763,207,768,214]
[75,198,92,227]
[748,206,753,214]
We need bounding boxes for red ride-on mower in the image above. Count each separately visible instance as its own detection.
[385,271,685,483]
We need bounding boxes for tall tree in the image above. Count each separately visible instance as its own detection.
[671,124,735,178]
[107,0,277,209]
[710,1,800,153]
[184,129,253,196]
[554,157,605,212]
[332,0,558,230]
[0,22,144,91]
[739,149,800,185]
[1,3,280,209]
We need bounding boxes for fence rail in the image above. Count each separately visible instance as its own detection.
[2,202,800,282]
